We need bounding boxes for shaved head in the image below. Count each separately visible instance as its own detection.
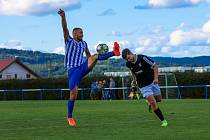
[72,28,83,41]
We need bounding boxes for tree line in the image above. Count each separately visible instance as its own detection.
[0,72,210,99]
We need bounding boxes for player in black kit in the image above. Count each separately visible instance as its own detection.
[122,48,168,127]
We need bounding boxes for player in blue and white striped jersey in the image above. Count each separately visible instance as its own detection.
[58,9,120,127]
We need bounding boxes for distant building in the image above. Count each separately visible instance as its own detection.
[104,72,130,77]
[194,67,206,73]
[0,59,39,80]
[159,66,193,73]
[204,66,210,72]
[159,66,210,73]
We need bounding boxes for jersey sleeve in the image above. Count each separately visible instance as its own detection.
[84,41,88,51]
[142,55,155,69]
[65,35,73,45]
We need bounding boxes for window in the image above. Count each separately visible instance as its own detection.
[15,74,17,79]
[0,74,2,79]
[26,74,30,79]
[6,75,12,79]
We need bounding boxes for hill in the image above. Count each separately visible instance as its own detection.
[1,48,210,77]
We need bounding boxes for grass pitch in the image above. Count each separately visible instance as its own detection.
[0,100,210,140]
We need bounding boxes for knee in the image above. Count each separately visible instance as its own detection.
[88,55,98,69]
[89,54,98,61]
[70,90,78,100]
[149,99,157,107]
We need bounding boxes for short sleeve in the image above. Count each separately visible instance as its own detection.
[83,41,88,51]
[142,55,155,69]
[65,35,73,45]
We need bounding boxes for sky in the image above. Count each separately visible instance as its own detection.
[0,0,210,57]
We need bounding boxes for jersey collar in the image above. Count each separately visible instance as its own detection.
[131,54,138,64]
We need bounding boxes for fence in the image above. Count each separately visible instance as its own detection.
[0,85,209,100]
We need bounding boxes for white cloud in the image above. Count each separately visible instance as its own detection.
[138,36,168,48]
[0,40,25,50]
[170,45,210,57]
[118,40,130,47]
[116,37,165,56]
[169,29,210,46]
[138,37,153,47]
[135,47,145,54]
[120,39,210,57]
[135,0,210,9]
[202,20,210,33]
[161,46,171,53]
[150,25,162,33]
[207,38,210,44]
[142,25,163,34]
[111,20,210,57]
[52,46,65,54]
[57,20,210,57]
[107,30,136,37]
[0,0,81,16]
[169,20,210,47]
[135,36,168,55]
[176,22,196,31]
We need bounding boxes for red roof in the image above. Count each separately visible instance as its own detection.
[0,59,39,77]
[0,59,16,72]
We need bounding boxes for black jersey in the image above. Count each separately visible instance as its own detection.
[126,55,155,88]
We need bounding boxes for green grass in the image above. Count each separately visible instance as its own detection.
[0,100,210,140]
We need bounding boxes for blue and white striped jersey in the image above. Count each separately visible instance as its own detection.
[64,35,88,69]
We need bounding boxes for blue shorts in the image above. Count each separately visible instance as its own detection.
[68,61,90,91]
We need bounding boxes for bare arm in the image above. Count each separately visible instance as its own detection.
[131,71,137,81]
[85,48,91,59]
[153,64,159,84]
[58,9,69,40]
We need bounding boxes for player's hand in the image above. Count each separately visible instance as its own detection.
[58,9,65,17]
[153,79,159,84]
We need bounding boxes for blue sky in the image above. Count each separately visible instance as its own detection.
[0,0,210,57]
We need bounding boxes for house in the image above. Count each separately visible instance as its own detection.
[159,66,193,72]
[204,66,210,72]
[194,67,206,73]
[0,59,39,80]
[104,71,130,77]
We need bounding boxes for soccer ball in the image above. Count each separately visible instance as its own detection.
[96,43,109,55]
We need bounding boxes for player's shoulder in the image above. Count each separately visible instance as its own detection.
[137,54,152,62]
[137,54,144,59]
[82,40,87,43]
[66,35,73,41]
[65,35,74,44]
[81,40,88,47]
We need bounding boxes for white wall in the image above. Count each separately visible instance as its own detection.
[0,62,37,80]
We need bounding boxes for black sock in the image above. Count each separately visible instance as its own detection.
[154,108,165,121]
